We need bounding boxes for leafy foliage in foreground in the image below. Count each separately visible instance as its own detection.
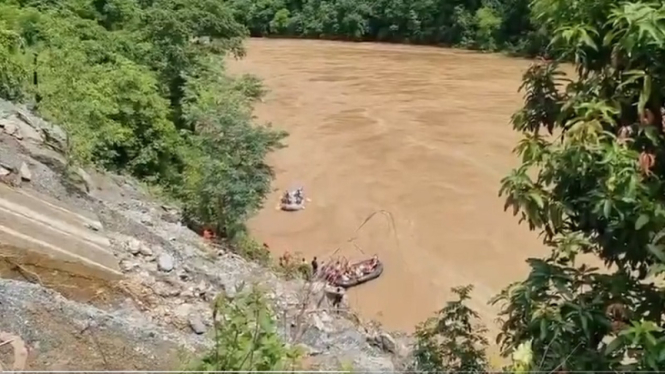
[410,0,665,372]
[0,0,285,240]
[190,286,301,371]
[495,0,665,371]
[223,0,550,55]
[410,285,489,373]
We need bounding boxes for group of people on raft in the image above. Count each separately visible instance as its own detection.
[318,255,380,285]
[281,187,305,206]
[278,251,379,287]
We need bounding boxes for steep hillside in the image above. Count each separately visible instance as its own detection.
[0,99,404,370]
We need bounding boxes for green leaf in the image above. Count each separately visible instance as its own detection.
[539,318,548,340]
[636,214,650,230]
[580,313,589,336]
[647,355,658,371]
[604,337,623,355]
[646,331,658,346]
[644,125,661,145]
[603,199,612,218]
[653,227,665,243]
[647,263,665,277]
[658,345,665,361]
[530,191,544,209]
[638,75,652,116]
[647,244,665,263]
[550,203,563,228]
[579,30,598,50]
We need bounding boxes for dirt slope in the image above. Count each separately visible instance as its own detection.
[228,39,547,332]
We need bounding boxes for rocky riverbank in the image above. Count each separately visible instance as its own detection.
[0,99,408,370]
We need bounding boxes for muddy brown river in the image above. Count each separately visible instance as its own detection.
[228,39,546,332]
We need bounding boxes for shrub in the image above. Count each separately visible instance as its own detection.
[496,0,665,371]
[410,285,489,373]
[189,286,302,371]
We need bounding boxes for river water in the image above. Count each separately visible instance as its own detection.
[227,39,546,332]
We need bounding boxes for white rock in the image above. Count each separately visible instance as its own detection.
[76,167,94,193]
[3,122,17,136]
[139,244,153,256]
[19,162,31,181]
[158,253,175,272]
[152,281,180,297]
[180,288,195,298]
[379,332,398,354]
[85,222,102,232]
[119,259,139,273]
[174,303,193,319]
[189,315,206,335]
[127,238,141,255]
[311,314,331,333]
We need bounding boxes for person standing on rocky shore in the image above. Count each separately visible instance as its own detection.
[311,256,319,275]
[332,287,344,311]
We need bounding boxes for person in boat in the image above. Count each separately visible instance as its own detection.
[369,255,379,270]
[354,255,379,276]
[353,264,364,277]
[282,190,294,205]
[330,260,349,284]
[294,187,304,204]
[334,260,342,273]
[361,255,377,274]
[325,264,337,283]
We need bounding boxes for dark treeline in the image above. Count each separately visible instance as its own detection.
[223,0,551,56]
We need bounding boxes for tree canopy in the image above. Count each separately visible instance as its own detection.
[0,0,285,246]
[493,0,665,371]
[222,0,550,55]
[401,0,665,372]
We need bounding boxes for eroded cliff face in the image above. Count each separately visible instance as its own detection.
[0,99,409,371]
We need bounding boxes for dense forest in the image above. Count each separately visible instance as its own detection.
[0,0,283,260]
[223,0,550,55]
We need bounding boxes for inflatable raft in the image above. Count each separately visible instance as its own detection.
[280,188,306,211]
[280,202,305,211]
[334,260,383,288]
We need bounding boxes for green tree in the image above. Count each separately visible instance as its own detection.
[269,8,291,34]
[473,4,502,50]
[221,0,549,56]
[0,20,29,101]
[178,55,286,238]
[191,286,301,371]
[410,285,489,373]
[495,0,665,371]
[0,0,286,247]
